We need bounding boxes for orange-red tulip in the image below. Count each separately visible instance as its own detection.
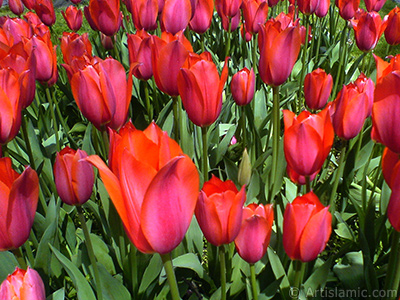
[298,0,319,15]
[242,0,269,34]
[330,73,374,140]
[0,157,39,251]
[283,192,331,262]
[162,0,192,35]
[71,57,133,131]
[336,0,360,20]
[34,0,56,26]
[54,147,94,206]
[372,55,400,153]
[234,203,274,264]
[258,13,302,86]
[195,175,246,246]
[129,0,158,31]
[364,0,385,12]
[127,30,153,81]
[9,0,24,15]
[304,68,333,110]
[231,67,255,106]
[62,5,83,32]
[189,0,214,34]
[178,56,229,127]
[87,122,200,254]
[283,107,334,176]
[383,7,400,46]
[0,267,45,300]
[351,10,385,52]
[87,0,121,36]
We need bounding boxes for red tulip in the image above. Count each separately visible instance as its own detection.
[0,69,22,145]
[336,0,360,20]
[372,55,400,153]
[231,67,255,106]
[87,0,121,36]
[178,56,229,127]
[351,10,385,52]
[9,0,24,15]
[195,175,246,246]
[364,0,385,12]
[287,165,318,185]
[215,0,242,18]
[304,68,333,110]
[70,57,133,131]
[189,0,214,34]
[34,0,56,26]
[54,147,94,206]
[23,11,43,27]
[161,0,192,35]
[127,0,158,31]
[298,0,319,15]
[87,122,199,254]
[258,14,302,86]
[0,267,45,300]
[268,0,280,7]
[383,7,400,46]
[234,203,274,264]
[283,192,331,262]
[62,6,83,32]
[242,0,269,34]
[151,33,192,96]
[127,30,153,81]
[0,157,39,251]
[21,0,35,10]
[330,73,374,140]
[0,17,32,45]
[316,0,329,16]
[71,0,82,4]
[283,107,334,176]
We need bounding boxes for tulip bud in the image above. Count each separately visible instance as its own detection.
[62,5,83,32]
[9,0,24,15]
[336,0,360,20]
[351,11,385,52]
[304,68,333,110]
[235,203,274,264]
[195,175,246,246]
[238,149,252,186]
[383,7,400,46]
[189,0,214,34]
[231,67,255,106]
[87,0,121,36]
[364,0,385,12]
[0,267,46,300]
[34,0,56,27]
[161,0,192,35]
[283,191,332,262]
[54,147,95,206]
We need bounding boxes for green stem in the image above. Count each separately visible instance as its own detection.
[384,230,400,300]
[297,15,310,113]
[101,130,110,159]
[20,116,36,169]
[219,246,227,300]
[305,176,311,193]
[250,263,258,300]
[252,37,258,75]
[160,253,181,300]
[129,246,138,295]
[200,33,205,52]
[270,86,281,198]
[240,106,247,147]
[225,19,232,57]
[172,97,179,141]
[292,260,306,291]
[201,126,209,184]
[12,248,27,269]
[77,206,103,300]
[144,81,152,122]
[1,143,9,157]
[332,24,348,100]
[46,87,61,151]
[329,145,347,214]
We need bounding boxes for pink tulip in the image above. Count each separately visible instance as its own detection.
[189,0,214,33]
[161,0,192,35]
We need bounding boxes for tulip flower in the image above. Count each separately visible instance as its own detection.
[87,122,199,254]
[242,0,269,34]
[330,73,374,140]
[178,57,229,127]
[9,0,24,15]
[0,157,39,251]
[283,107,334,177]
[87,0,121,36]
[234,203,274,264]
[383,7,400,46]
[381,148,400,231]
[0,69,23,145]
[0,17,33,45]
[364,0,385,12]
[0,267,45,300]
[283,192,331,262]
[215,0,242,19]
[128,0,158,31]
[151,33,192,97]
[287,165,318,185]
[54,147,94,206]
[351,11,385,52]
[161,0,192,35]
[336,0,360,20]
[372,55,400,153]
[258,14,302,86]
[21,0,35,10]
[231,67,255,106]
[304,68,333,110]
[62,6,83,32]
[195,175,246,246]
[189,0,214,34]
[34,0,56,27]
[268,0,280,7]
[70,57,133,131]
[298,0,320,15]
[71,0,82,3]
[316,0,330,17]
[127,31,153,81]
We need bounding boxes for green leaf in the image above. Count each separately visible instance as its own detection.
[267,248,290,292]
[46,288,65,300]
[303,258,333,292]
[159,253,204,284]
[333,251,364,290]
[50,245,96,300]
[0,251,18,282]
[139,254,163,294]
[98,264,131,300]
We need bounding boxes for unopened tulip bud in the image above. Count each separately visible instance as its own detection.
[238,148,252,186]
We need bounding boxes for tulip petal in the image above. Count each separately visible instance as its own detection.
[71,150,94,205]
[141,155,199,254]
